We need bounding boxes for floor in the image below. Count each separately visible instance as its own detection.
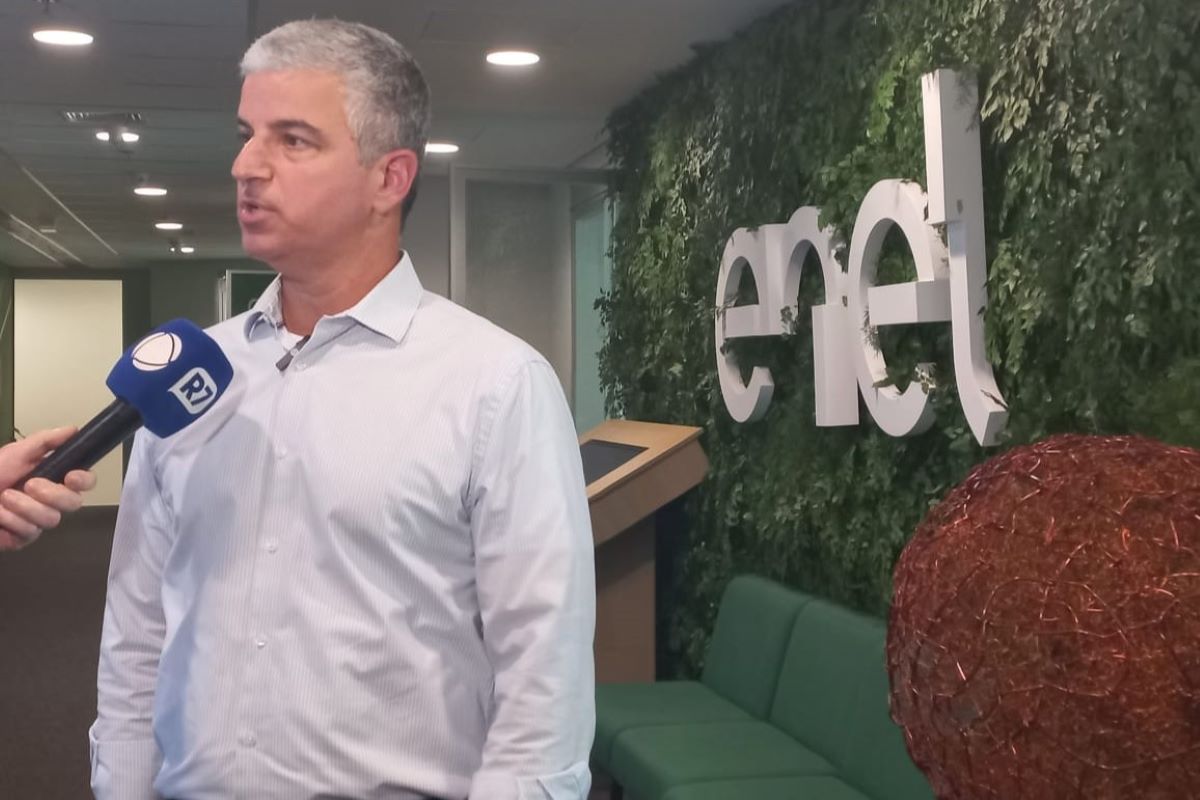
[0,507,115,799]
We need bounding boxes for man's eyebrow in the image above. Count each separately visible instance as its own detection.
[270,119,323,138]
[235,118,323,138]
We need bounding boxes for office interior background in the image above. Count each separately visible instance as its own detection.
[3,0,776,497]
[3,0,1199,798]
[0,1,786,795]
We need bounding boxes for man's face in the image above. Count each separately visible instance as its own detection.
[232,69,373,269]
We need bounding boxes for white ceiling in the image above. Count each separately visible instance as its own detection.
[0,0,787,268]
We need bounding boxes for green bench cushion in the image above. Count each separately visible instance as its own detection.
[662,775,873,800]
[610,721,835,800]
[701,575,809,717]
[842,646,933,800]
[769,599,933,800]
[593,681,751,766]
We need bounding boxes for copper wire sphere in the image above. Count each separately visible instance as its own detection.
[888,434,1200,799]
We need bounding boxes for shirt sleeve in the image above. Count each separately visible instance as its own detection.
[90,432,171,800]
[466,357,596,800]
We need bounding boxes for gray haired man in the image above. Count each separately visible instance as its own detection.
[90,19,595,800]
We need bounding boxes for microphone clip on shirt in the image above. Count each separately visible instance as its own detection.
[276,335,311,372]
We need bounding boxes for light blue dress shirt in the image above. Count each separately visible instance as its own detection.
[90,255,596,800]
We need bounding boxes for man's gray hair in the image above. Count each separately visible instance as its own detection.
[241,19,431,219]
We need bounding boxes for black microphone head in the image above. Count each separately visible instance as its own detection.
[106,319,235,437]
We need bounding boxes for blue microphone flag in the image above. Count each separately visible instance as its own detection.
[106,319,235,438]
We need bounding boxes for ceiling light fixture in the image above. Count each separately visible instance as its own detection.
[134,174,167,197]
[155,221,183,231]
[425,142,460,154]
[486,50,540,67]
[179,245,195,254]
[96,127,140,146]
[32,28,92,46]
[31,0,94,47]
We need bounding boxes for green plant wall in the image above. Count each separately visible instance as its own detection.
[598,0,1200,675]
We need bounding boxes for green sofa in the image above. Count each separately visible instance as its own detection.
[592,575,934,800]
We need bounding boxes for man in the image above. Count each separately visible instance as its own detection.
[0,427,96,551]
[90,19,595,800]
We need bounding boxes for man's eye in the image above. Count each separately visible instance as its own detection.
[283,134,308,148]
[237,131,251,143]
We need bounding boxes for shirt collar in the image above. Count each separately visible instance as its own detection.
[243,252,423,345]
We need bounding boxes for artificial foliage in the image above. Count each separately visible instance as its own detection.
[597,0,1200,675]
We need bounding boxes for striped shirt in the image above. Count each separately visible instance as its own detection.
[90,255,596,800]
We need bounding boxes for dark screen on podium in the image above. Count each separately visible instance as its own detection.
[579,440,647,486]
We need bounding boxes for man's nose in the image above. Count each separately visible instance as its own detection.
[231,137,269,182]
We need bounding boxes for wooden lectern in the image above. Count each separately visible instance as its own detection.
[579,420,708,683]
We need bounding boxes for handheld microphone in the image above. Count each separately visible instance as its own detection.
[19,318,235,486]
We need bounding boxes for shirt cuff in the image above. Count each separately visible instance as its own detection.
[89,721,162,800]
[468,762,591,800]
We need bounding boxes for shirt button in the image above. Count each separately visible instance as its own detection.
[294,362,307,372]
[265,541,278,554]
[255,638,267,650]
[239,733,257,748]
[275,447,288,460]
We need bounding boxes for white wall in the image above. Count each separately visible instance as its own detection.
[461,178,574,394]
[14,279,125,506]
[450,169,608,413]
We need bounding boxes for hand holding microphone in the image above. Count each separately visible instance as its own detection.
[1,319,234,552]
[0,428,97,551]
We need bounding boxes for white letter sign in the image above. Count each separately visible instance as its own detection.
[715,69,1008,446]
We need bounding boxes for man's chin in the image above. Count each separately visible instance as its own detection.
[240,232,283,263]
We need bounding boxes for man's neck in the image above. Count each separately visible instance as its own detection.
[277,245,401,336]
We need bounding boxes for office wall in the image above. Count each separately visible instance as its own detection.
[404,173,450,296]
[149,260,250,329]
[463,179,574,394]
[0,268,148,462]
[13,279,124,505]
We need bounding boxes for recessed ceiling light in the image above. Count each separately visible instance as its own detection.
[486,50,540,67]
[155,221,183,231]
[179,245,195,254]
[134,185,167,197]
[95,130,110,142]
[120,131,140,143]
[425,142,460,155]
[32,28,93,46]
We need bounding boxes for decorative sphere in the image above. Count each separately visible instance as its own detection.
[888,434,1200,799]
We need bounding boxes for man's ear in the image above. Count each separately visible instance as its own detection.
[374,148,420,216]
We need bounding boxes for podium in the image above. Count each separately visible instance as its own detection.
[580,420,708,683]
